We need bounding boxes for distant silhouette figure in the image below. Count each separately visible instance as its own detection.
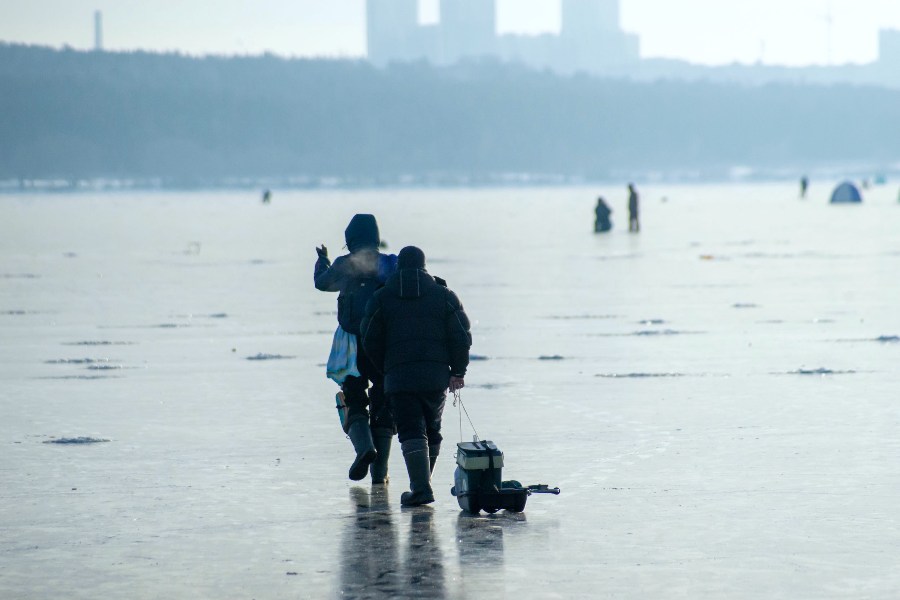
[261,189,271,204]
[799,176,809,198]
[627,183,640,232]
[594,197,612,232]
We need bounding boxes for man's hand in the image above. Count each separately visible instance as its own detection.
[316,244,328,259]
[449,376,465,392]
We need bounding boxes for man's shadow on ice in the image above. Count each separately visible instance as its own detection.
[338,488,448,598]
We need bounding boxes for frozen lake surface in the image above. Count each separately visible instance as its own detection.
[2,183,899,598]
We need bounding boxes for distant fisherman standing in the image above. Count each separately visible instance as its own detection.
[315,214,398,483]
[627,183,640,232]
[361,246,472,506]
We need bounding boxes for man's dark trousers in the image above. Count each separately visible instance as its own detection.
[390,391,446,446]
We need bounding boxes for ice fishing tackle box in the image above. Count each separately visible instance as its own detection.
[450,440,560,514]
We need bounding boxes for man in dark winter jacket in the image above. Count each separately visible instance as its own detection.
[360,246,472,506]
[315,214,398,483]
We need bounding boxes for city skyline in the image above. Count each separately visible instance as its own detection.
[367,0,640,73]
[2,0,900,67]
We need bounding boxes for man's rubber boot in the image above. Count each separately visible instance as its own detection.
[347,419,377,481]
[400,440,435,507]
[370,428,393,484]
[428,444,440,475]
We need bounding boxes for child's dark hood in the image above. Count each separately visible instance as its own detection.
[344,214,380,252]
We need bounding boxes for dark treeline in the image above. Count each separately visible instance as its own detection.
[2,43,900,184]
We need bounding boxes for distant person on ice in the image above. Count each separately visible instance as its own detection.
[315,214,398,483]
[799,176,809,199]
[361,246,472,507]
[594,196,612,232]
[627,183,640,232]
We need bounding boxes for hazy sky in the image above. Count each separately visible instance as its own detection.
[2,0,900,66]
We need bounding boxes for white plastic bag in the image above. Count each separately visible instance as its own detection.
[326,326,361,385]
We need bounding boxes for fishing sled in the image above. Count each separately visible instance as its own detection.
[450,440,560,514]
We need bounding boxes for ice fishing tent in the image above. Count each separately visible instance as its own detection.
[830,181,862,203]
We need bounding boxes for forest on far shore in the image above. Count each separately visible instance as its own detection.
[2,43,900,185]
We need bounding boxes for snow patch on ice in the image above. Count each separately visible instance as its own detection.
[246,353,296,361]
[46,358,110,365]
[595,372,687,379]
[43,437,110,444]
[780,368,857,376]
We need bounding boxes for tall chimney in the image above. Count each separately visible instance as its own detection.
[94,10,103,51]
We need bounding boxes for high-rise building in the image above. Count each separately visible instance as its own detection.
[439,0,496,65]
[879,29,900,68]
[366,0,420,66]
[559,0,637,71]
[561,0,619,38]
[364,0,636,74]
[94,10,103,52]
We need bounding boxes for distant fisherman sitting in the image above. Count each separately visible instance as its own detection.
[594,196,612,232]
[315,214,398,483]
[361,246,472,506]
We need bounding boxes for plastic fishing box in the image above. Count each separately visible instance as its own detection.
[451,440,559,514]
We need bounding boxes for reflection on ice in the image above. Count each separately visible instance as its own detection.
[406,509,446,596]
[340,487,400,599]
[339,487,449,599]
[456,513,508,565]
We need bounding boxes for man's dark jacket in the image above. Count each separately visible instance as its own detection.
[360,267,471,394]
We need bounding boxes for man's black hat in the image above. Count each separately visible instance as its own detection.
[398,246,425,269]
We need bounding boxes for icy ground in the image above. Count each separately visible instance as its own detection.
[1,183,899,598]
